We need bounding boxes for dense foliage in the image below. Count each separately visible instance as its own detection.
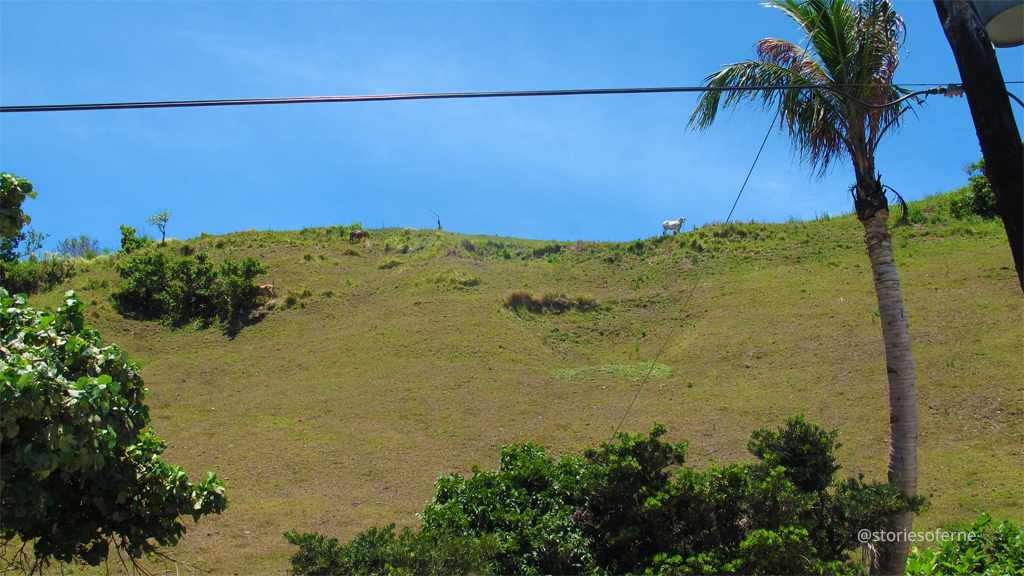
[906,513,1024,575]
[0,175,74,297]
[1,173,35,240]
[114,249,267,326]
[283,525,498,576]
[949,160,999,220]
[286,416,926,575]
[0,256,78,297]
[0,289,227,571]
[118,225,153,255]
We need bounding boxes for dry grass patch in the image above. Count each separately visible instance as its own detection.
[503,290,602,314]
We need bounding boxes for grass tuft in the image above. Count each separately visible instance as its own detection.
[425,269,481,289]
[504,290,602,314]
[377,257,403,270]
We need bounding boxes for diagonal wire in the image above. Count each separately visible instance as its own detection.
[611,110,780,438]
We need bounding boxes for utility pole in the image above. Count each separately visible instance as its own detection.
[934,0,1024,291]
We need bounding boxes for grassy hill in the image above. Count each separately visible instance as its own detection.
[24,192,1022,575]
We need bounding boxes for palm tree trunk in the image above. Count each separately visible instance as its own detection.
[861,209,919,575]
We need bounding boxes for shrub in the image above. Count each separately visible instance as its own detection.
[949,160,999,220]
[118,225,152,254]
[1,256,77,296]
[284,525,498,576]
[114,251,267,326]
[905,512,1024,575]
[286,417,925,576]
[377,257,403,270]
[114,251,173,318]
[1,173,35,240]
[0,290,227,571]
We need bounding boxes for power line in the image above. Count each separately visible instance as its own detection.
[0,83,973,114]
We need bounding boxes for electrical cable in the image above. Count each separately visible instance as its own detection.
[0,84,960,113]
[610,110,780,438]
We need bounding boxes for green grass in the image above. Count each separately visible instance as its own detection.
[554,361,673,381]
[20,197,1022,575]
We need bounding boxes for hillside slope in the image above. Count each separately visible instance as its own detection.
[25,199,1022,574]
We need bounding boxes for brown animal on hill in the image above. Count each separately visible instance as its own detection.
[350,230,369,240]
[259,284,276,298]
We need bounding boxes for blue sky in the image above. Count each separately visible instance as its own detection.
[2,1,1021,250]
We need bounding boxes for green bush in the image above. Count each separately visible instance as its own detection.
[283,525,497,576]
[114,250,267,326]
[0,290,227,571]
[286,416,926,576]
[0,256,78,296]
[118,225,152,255]
[1,173,35,240]
[949,160,999,220]
[905,512,1024,575]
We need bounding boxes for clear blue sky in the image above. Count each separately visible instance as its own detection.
[2,1,1021,250]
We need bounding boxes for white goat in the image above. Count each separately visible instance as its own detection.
[662,217,686,235]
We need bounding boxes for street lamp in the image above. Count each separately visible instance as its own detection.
[972,0,1024,46]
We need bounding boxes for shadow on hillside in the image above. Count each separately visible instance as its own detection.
[111,291,267,339]
[222,309,268,339]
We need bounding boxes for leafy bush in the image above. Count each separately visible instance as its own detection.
[377,257,403,270]
[1,173,35,240]
[118,225,152,254]
[0,289,227,571]
[283,525,498,576]
[905,512,1023,576]
[286,416,925,576]
[114,250,267,326]
[1,256,77,296]
[949,160,999,220]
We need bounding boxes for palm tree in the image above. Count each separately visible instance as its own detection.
[689,0,918,573]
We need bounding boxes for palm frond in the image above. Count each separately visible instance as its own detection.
[690,0,914,180]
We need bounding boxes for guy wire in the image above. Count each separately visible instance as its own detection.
[611,110,780,438]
